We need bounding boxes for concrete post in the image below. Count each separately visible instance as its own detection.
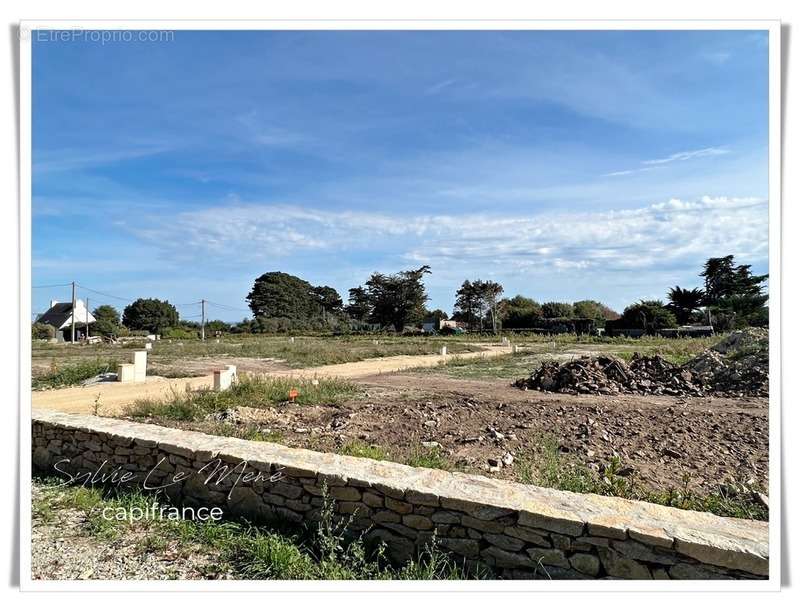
[440,346,447,356]
[117,363,135,383]
[214,368,234,391]
[133,351,147,382]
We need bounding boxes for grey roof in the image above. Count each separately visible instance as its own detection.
[36,302,94,329]
[36,302,73,328]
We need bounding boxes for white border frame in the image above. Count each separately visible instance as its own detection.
[18,18,782,592]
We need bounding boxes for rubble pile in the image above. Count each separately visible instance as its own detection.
[515,328,769,397]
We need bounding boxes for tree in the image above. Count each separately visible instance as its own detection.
[541,301,574,319]
[247,272,319,320]
[666,287,705,325]
[92,304,123,337]
[247,272,343,326]
[499,295,542,329]
[345,286,371,321]
[312,286,344,317]
[424,308,449,327]
[453,280,481,330]
[452,279,503,332]
[481,281,504,333]
[364,265,431,331]
[572,300,619,322]
[122,299,179,334]
[620,300,676,331]
[701,255,768,303]
[699,255,768,328]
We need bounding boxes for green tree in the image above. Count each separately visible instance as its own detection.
[452,279,503,332]
[344,286,371,322]
[701,255,768,303]
[92,304,123,337]
[364,266,431,331]
[541,301,574,319]
[122,299,179,334]
[312,285,344,318]
[247,272,318,320]
[499,295,542,329]
[572,300,619,322]
[666,287,705,325]
[620,300,677,331]
[424,308,449,327]
[700,256,768,328]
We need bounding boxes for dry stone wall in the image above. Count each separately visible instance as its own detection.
[32,410,769,580]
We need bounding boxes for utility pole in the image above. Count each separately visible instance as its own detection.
[201,299,206,341]
[70,281,76,344]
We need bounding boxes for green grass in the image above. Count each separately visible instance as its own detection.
[127,375,360,421]
[32,358,119,390]
[33,477,484,580]
[514,436,768,521]
[33,334,485,371]
[338,440,389,461]
[405,445,453,470]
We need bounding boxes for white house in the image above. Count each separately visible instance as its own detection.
[36,299,96,342]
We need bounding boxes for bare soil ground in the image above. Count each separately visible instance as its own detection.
[31,344,512,414]
[137,371,767,498]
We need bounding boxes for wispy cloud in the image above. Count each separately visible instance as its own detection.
[604,147,731,177]
[126,196,768,279]
[642,147,730,165]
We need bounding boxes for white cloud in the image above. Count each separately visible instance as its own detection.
[604,147,730,178]
[642,147,730,166]
[128,196,768,279]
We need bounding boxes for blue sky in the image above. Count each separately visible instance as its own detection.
[32,29,770,321]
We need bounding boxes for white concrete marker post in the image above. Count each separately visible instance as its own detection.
[440,346,447,356]
[133,351,147,382]
[145,342,153,350]
[117,363,135,383]
[214,368,234,391]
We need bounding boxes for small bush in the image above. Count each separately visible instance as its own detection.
[32,322,56,340]
[32,359,118,390]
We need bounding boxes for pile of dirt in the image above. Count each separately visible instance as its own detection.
[686,329,769,397]
[516,354,703,396]
[515,328,768,397]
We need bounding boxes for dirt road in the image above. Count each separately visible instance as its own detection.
[31,343,512,414]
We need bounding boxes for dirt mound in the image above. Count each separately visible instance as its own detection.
[516,329,768,397]
[517,354,703,396]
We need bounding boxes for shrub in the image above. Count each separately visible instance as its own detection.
[32,322,56,340]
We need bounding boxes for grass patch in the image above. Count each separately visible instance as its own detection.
[32,359,118,390]
[405,445,452,470]
[33,477,484,580]
[127,375,360,422]
[34,335,485,370]
[514,436,768,521]
[338,440,389,461]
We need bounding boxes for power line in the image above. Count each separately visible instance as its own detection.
[32,283,72,289]
[205,300,251,313]
[75,284,136,303]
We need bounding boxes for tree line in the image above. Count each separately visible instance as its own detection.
[32,254,768,339]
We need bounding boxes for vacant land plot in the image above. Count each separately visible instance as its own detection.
[33,332,769,522]
[32,335,485,384]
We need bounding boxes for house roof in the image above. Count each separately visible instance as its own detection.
[36,301,95,329]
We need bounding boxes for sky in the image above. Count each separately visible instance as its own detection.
[31,29,770,321]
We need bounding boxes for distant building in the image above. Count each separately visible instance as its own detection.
[36,299,96,342]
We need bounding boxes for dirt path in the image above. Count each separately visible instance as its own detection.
[31,343,512,415]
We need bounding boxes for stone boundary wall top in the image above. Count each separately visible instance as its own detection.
[31,409,769,580]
